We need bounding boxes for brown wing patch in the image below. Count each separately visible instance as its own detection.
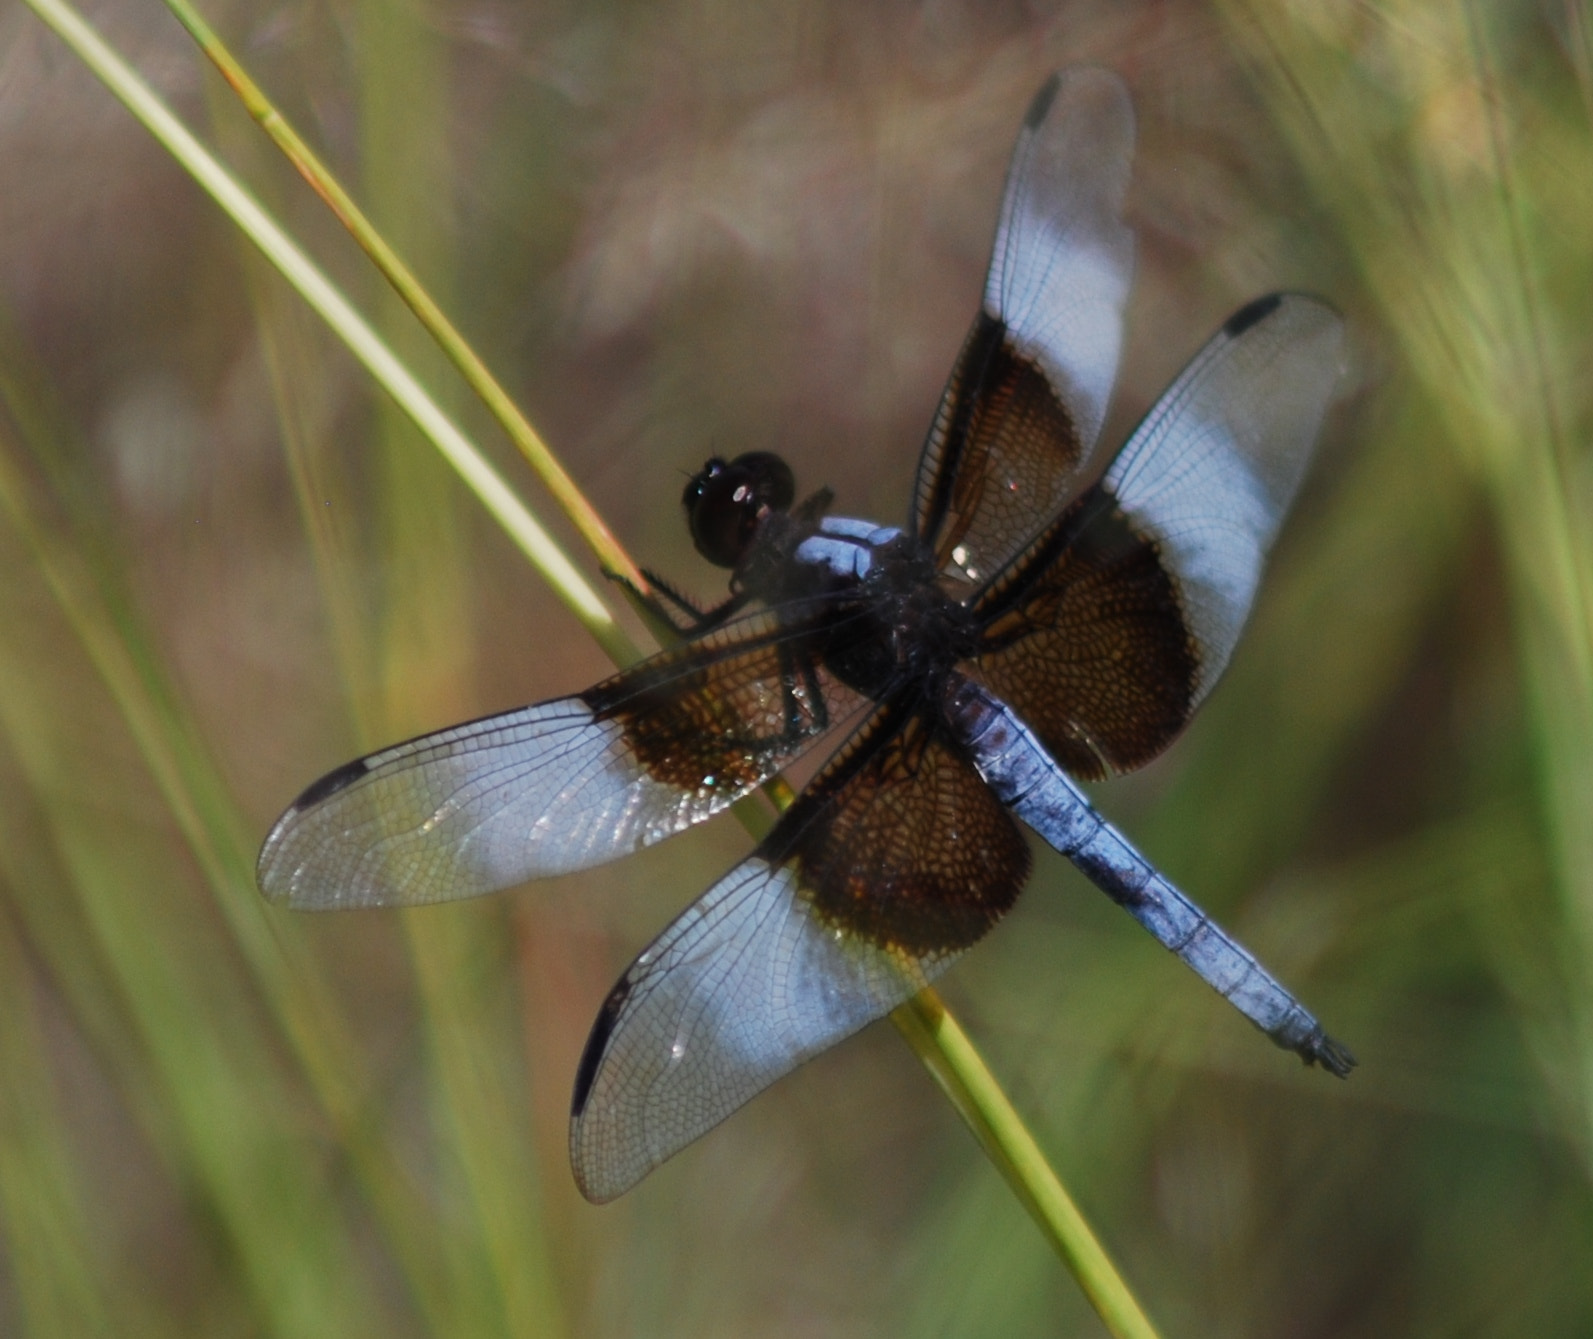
[972,488,1198,780]
[582,614,855,796]
[763,705,1031,958]
[914,313,1085,583]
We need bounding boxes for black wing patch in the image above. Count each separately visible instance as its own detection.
[972,487,1198,779]
[913,67,1136,583]
[767,699,1031,956]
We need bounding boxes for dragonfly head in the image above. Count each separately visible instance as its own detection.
[683,452,796,568]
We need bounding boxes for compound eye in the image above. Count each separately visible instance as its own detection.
[681,456,727,513]
[682,452,795,568]
[731,452,795,515]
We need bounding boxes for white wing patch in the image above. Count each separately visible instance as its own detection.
[1104,293,1345,701]
[570,856,952,1202]
[986,67,1136,457]
[258,699,740,909]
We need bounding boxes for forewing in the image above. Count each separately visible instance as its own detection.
[569,703,1030,1201]
[969,293,1342,778]
[913,68,1135,582]
[257,610,865,909]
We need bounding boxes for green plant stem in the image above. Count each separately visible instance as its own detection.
[18,0,631,669]
[22,0,1161,1329]
[158,0,648,597]
[893,992,1161,1339]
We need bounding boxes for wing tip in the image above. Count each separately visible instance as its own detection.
[569,977,639,1204]
[289,755,374,811]
[254,826,303,907]
[255,759,375,907]
[1023,66,1133,136]
[1023,71,1063,128]
[571,977,631,1120]
[1222,292,1284,338]
[1223,290,1345,344]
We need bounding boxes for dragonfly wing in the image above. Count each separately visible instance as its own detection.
[569,701,1029,1200]
[913,68,1136,581]
[258,609,866,908]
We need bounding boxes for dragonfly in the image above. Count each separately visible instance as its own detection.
[258,67,1354,1203]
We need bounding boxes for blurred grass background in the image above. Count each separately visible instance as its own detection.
[1,0,1590,1334]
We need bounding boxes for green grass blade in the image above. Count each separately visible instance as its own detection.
[352,3,567,1329]
[0,902,171,1339]
[1218,0,1593,1173]
[0,385,486,1331]
[158,0,649,597]
[895,991,1162,1339]
[0,538,384,1336]
[18,0,629,666]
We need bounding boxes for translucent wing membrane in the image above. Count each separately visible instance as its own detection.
[569,701,1029,1201]
[258,610,866,909]
[913,67,1135,582]
[1102,293,1344,706]
[568,854,936,1202]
